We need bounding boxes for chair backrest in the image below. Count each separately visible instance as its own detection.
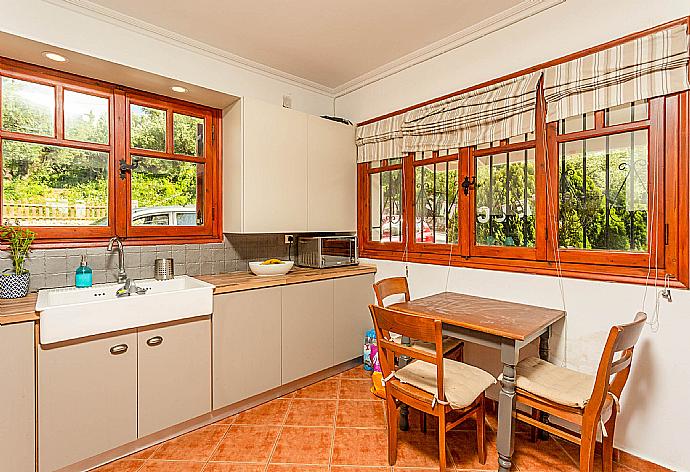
[369,304,446,401]
[373,277,410,307]
[585,312,647,417]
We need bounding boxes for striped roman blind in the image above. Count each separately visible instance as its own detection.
[355,113,405,163]
[544,24,690,122]
[400,72,542,152]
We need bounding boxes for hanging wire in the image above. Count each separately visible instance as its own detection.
[641,133,661,332]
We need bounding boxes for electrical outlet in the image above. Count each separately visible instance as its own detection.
[284,235,294,244]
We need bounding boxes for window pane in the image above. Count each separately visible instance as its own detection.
[558,112,595,134]
[2,140,108,226]
[64,91,109,144]
[1,77,55,137]
[605,100,649,127]
[130,104,166,152]
[131,157,203,226]
[173,113,204,156]
[508,132,535,144]
[558,130,648,251]
[414,161,459,244]
[370,169,402,242]
[475,149,536,247]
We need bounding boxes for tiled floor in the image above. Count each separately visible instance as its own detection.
[96,367,643,472]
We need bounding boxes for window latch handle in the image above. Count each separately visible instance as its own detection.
[461,176,476,196]
[119,159,140,180]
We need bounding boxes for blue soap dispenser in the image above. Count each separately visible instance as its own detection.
[75,255,93,288]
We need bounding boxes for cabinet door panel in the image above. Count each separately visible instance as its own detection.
[138,318,211,437]
[307,116,356,231]
[243,97,308,232]
[39,331,137,472]
[0,322,35,472]
[281,280,334,383]
[213,288,282,409]
[334,274,376,364]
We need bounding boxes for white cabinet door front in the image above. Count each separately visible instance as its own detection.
[333,274,376,364]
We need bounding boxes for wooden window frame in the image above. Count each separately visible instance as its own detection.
[0,57,222,247]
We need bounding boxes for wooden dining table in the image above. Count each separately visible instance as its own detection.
[390,291,566,472]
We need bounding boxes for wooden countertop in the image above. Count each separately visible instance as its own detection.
[196,264,377,294]
[0,264,377,325]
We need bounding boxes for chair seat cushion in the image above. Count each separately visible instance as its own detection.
[412,337,463,356]
[395,359,496,410]
[513,357,595,409]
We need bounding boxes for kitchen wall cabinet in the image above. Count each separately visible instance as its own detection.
[39,330,138,472]
[333,274,375,364]
[281,280,334,383]
[213,288,282,409]
[223,97,356,233]
[307,115,356,232]
[0,322,35,472]
[138,317,211,437]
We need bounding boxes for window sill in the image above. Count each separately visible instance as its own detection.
[22,235,223,249]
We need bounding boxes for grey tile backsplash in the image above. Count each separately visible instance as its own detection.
[0,234,291,292]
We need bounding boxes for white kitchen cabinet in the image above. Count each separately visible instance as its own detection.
[333,274,375,364]
[307,115,356,231]
[223,97,309,233]
[39,331,138,472]
[138,317,211,437]
[0,322,35,472]
[213,288,282,409]
[281,280,334,383]
[223,97,356,233]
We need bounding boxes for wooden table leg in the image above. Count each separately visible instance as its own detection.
[538,331,551,440]
[497,342,517,472]
[398,335,411,431]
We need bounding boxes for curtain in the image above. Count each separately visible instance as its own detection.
[544,24,690,122]
[400,72,542,152]
[355,113,405,163]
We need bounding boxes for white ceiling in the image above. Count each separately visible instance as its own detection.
[84,0,527,90]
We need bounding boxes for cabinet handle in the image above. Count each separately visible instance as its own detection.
[109,344,128,355]
[146,336,163,347]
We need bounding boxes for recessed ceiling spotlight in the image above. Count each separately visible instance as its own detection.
[43,51,68,62]
[171,86,188,93]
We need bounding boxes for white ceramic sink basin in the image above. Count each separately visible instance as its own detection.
[36,275,215,344]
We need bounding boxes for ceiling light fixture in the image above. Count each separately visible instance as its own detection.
[43,52,68,62]
[171,86,188,93]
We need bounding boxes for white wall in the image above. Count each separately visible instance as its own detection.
[339,1,690,469]
[0,0,334,116]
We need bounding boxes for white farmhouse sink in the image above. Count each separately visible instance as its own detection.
[36,275,215,344]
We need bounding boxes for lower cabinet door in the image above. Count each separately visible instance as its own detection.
[38,330,138,472]
[137,317,211,437]
[333,274,376,364]
[282,280,334,384]
[213,288,282,410]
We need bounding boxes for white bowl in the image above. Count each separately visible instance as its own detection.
[248,260,294,276]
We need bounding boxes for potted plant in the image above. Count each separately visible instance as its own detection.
[0,225,36,299]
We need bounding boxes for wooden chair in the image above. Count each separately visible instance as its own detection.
[373,277,464,361]
[369,304,496,471]
[514,312,647,472]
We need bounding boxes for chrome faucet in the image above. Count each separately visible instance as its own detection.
[116,278,147,298]
[107,236,127,283]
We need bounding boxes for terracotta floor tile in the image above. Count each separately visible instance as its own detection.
[211,425,281,463]
[446,430,497,470]
[270,426,333,465]
[93,459,144,472]
[126,444,160,460]
[394,429,443,468]
[513,435,578,472]
[332,428,389,466]
[284,399,337,426]
[332,467,391,472]
[203,464,265,472]
[139,461,205,472]
[339,379,379,400]
[339,367,374,379]
[553,438,636,472]
[151,425,228,461]
[293,379,340,399]
[234,398,291,425]
[214,415,237,425]
[266,464,329,471]
[336,399,387,428]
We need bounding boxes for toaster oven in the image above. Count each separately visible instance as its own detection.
[297,236,359,268]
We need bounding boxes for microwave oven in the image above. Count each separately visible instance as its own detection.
[296,236,359,269]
